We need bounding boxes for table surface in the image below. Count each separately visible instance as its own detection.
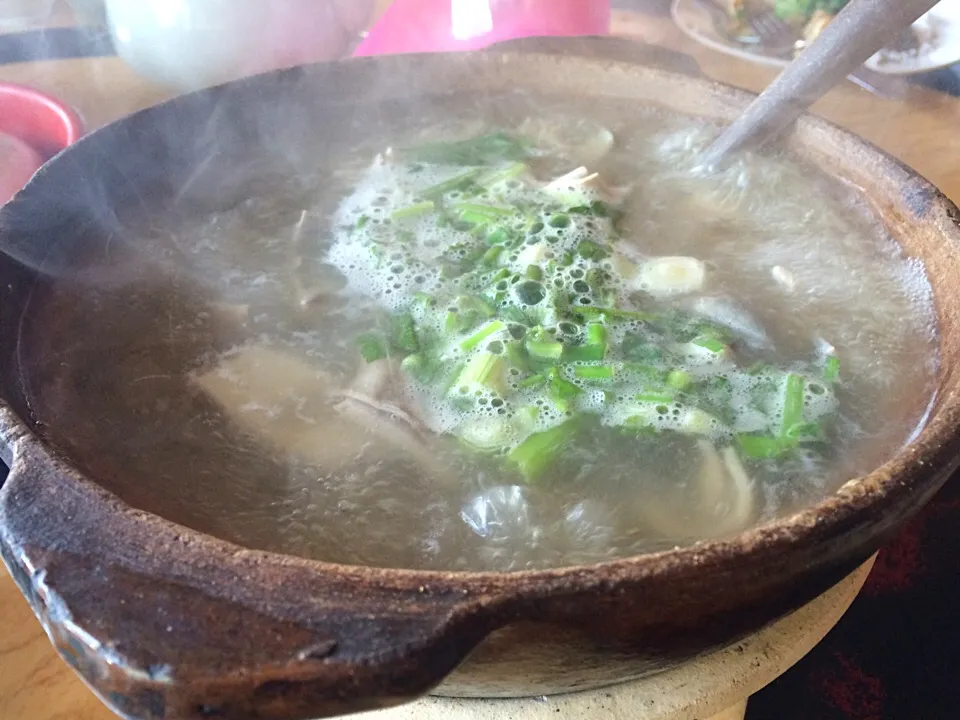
[2,6,960,720]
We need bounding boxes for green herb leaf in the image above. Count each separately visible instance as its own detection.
[692,335,726,353]
[389,313,419,354]
[357,333,388,363]
[577,240,610,261]
[404,132,533,167]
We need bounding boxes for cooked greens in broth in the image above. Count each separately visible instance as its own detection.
[32,106,938,572]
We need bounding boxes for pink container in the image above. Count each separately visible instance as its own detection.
[354,0,610,57]
[0,83,83,205]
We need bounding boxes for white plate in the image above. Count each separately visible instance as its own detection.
[671,0,960,76]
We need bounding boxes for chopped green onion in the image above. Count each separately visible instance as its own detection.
[441,360,467,395]
[736,434,784,459]
[564,322,607,362]
[356,215,370,229]
[508,420,577,482]
[526,339,564,361]
[519,372,546,389]
[780,374,805,437]
[457,351,506,393]
[636,392,675,404]
[586,322,607,348]
[458,209,496,227]
[549,375,582,412]
[667,369,693,390]
[574,365,615,381]
[461,320,506,352]
[452,202,514,219]
[563,343,606,363]
[357,333,388,363]
[389,313,419,354]
[623,363,666,380]
[576,306,655,322]
[420,168,483,200]
[485,227,511,245]
[444,311,461,334]
[824,355,840,382]
[482,245,504,266]
[391,201,435,221]
[525,264,543,281]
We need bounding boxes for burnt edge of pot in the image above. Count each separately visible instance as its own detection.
[0,40,959,720]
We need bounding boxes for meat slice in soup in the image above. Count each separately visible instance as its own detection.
[193,346,443,473]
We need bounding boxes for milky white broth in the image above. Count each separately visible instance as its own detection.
[37,105,937,572]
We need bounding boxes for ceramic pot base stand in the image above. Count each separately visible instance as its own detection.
[356,555,876,720]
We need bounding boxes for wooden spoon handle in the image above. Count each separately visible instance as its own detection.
[701,0,940,168]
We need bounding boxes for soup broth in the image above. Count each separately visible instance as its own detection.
[25,103,938,572]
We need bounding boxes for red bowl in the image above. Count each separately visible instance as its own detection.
[0,83,83,204]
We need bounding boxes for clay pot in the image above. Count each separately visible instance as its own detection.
[0,38,958,720]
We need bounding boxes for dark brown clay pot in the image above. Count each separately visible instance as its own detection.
[1,37,959,720]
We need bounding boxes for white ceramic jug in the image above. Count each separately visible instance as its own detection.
[105,0,375,91]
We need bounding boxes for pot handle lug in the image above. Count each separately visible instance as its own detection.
[486,35,703,78]
[0,441,499,720]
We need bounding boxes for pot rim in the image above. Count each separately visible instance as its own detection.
[2,43,959,593]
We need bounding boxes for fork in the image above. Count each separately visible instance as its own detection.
[696,0,904,99]
[749,6,908,99]
[747,9,797,56]
[700,0,940,169]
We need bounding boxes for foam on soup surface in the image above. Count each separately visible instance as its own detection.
[46,108,934,572]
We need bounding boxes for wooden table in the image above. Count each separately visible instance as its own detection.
[2,9,960,720]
